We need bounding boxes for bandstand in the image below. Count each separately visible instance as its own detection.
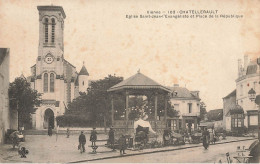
[107,71,172,135]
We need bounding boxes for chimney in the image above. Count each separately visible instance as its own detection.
[174,84,179,87]
[244,55,248,71]
[191,91,200,98]
[238,59,242,77]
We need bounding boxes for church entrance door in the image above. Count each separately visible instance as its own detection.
[44,109,54,129]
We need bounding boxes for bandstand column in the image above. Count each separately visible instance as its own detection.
[125,91,129,131]
[164,96,167,128]
[154,92,158,131]
[111,95,114,126]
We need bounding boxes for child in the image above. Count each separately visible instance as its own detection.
[66,128,70,138]
[18,142,29,158]
[90,127,97,147]
[118,134,127,155]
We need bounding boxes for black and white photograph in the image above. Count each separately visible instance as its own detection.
[0,0,260,163]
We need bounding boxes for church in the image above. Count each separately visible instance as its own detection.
[27,6,89,130]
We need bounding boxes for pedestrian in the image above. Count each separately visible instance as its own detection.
[48,125,52,136]
[78,131,86,153]
[18,142,29,158]
[209,129,214,145]
[118,134,127,155]
[90,127,97,147]
[202,127,210,149]
[56,125,59,141]
[66,128,70,138]
[108,126,115,150]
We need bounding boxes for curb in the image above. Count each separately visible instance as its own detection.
[69,138,256,163]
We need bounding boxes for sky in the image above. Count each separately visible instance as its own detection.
[0,0,260,111]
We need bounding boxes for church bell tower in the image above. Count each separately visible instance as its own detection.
[36,6,66,76]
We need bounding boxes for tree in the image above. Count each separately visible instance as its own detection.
[199,101,207,122]
[9,77,42,129]
[63,74,124,127]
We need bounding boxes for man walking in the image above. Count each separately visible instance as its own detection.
[79,131,86,153]
[108,126,115,151]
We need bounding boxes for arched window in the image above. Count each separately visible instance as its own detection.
[44,73,48,92]
[50,73,55,92]
[51,18,55,43]
[44,18,48,43]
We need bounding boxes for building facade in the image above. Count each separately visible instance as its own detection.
[236,55,259,131]
[223,90,237,131]
[0,48,10,144]
[28,6,89,129]
[223,55,260,133]
[167,84,201,132]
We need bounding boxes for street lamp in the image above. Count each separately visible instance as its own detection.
[248,57,260,141]
[248,88,256,101]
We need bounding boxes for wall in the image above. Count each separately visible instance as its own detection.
[225,116,231,131]
[170,99,200,116]
[0,48,10,144]
[223,94,236,130]
[236,75,259,112]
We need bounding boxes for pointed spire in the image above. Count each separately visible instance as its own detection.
[20,72,26,80]
[79,63,89,76]
[137,69,140,73]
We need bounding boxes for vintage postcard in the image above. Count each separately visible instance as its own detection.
[0,0,259,163]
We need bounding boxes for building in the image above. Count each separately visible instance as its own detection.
[236,55,259,132]
[223,55,260,133]
[27,6,89,130]
[0,48,10,144]
[223,90,237,131]
[167,84,201,132]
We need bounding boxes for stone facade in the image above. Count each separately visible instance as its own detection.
[223,55,260,132]
[28,6,89,129]
[236,55,259,131]
[223,90,236,131]
[0,48,10,144]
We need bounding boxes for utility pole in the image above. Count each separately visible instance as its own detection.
[256,58,260,141]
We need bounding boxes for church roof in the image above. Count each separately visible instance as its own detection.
[79,65,89,76]
[107,72,171,92]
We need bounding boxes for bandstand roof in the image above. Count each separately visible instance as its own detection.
[107,72,171,93]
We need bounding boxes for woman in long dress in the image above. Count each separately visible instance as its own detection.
[134,113,156,146]
[202,128,210,149]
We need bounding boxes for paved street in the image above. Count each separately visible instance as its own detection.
[94,140,255,163]
[0,134,256,163]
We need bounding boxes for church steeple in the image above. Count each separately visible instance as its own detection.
[37,6,66,58]
[78,62,89,76]
[78,62,89,93]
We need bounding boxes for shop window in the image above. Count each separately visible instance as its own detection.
[231,113,244,128]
